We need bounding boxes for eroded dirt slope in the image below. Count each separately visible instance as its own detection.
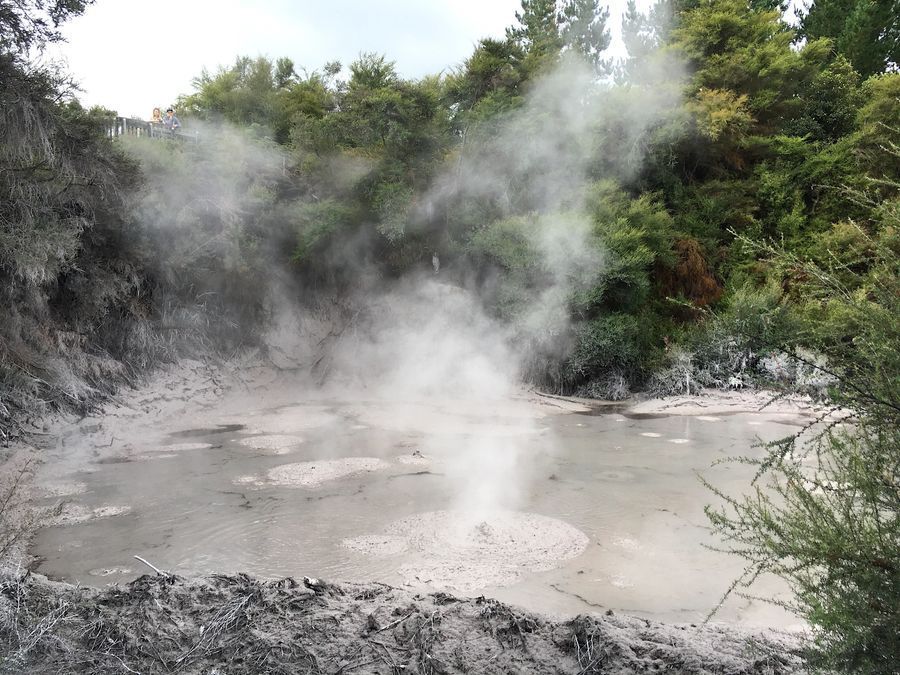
[0,572,805,674]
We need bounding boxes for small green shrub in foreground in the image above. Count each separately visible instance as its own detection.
[705,224,899,674]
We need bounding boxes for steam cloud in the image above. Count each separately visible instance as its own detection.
[126,48,685,521]
[318,54,685,515]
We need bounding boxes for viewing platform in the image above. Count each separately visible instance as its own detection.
[107,116,198,143]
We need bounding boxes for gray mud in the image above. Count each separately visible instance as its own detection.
[0,572,806,674]
[29,382,814,628]
[344,510,590,593]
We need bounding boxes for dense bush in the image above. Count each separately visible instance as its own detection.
[0,15,145,435]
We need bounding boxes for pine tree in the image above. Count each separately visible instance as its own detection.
[799,0,900,76]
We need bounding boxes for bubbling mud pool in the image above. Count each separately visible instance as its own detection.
[31,392,816,628]
[343,510,590,592]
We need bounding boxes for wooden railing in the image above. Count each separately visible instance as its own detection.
[107,116,198,143]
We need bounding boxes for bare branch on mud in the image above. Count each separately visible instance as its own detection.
[132,555,170,578]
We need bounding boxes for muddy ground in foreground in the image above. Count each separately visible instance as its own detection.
[1,571,806,674]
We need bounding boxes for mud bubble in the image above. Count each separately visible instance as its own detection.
[344,509,589,592]
[236,435,304,454]
[265,457,389,488]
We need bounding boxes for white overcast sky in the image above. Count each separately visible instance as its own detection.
[48,0,652,118]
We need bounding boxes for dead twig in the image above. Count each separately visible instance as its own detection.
[371,611,414,635]
[133,555,169,577]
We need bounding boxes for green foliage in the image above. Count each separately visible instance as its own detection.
[567,312,657,385]
[559,0,611,70]
[784,54,863,143]
[670,281,789,390]
[292,199,357,263]
[798,0,900,77]
[852,73,900,183]
[348,52,397,91]
[443,38,526,119]
[621,0,661,60]
[179,56,344,145]
[468,216,541,272]
[707,423,899,674]
[788,223,900,423]
[673,0,828,133]
[505,0,611,74]
[705,220,899,672]
[506,0,563,72]
[182,57,272,123]
[465,215,545,321]
[581,182,676,313]
[0,0,90,51]
[372,182,414,242]
[292,54,450,176]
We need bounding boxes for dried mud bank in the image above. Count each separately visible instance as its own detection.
[0,572,806,674]
[539,388,827,418]
[627,389,827,417]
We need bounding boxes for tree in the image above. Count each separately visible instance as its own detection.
[506,0,564,73]
[506,0,560,48]
[506,0,613,74]
[0,0,90,52]
[0,0,158,432]
[618,0,684,86]
[274,57,296,89]
[180,56,281,130]
[559,0,611,70]
[798,0,900,77]
[784,54,863,143]
[443,38,527,123]
[348,52,397,92]
[672,0,830,133]
[621,0,663,63]
[179,55,334,143]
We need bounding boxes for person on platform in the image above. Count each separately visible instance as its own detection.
[163,107,181,131]
[151,107,163,124]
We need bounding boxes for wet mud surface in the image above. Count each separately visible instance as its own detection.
[30,383,814,630]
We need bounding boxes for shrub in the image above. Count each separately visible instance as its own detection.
[704,225,899,673]
[566,313,654,389]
